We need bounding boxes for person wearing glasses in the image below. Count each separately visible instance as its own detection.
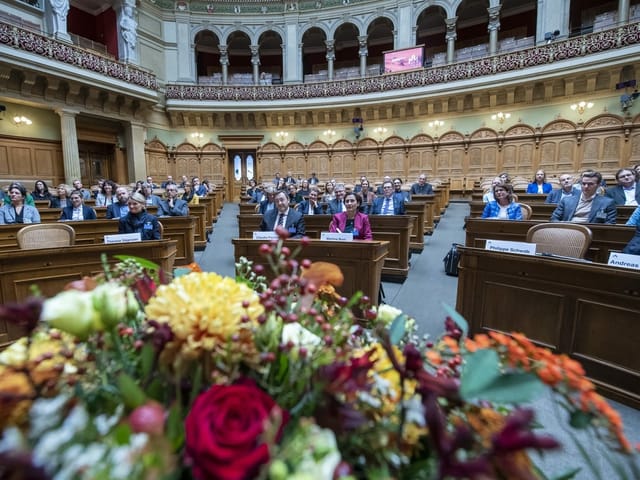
[551,170,616,224]
[158,184,189,216]
[605,168,640,206]
[371,180,405,215]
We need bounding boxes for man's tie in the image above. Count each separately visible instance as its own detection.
[383,198,391,215]
[277,213,285,227]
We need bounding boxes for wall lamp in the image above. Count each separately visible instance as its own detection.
[323,129,336,139]
[373,126,387,138]
[275,131,289,144]
[570,101,593,116]
[491,112,511,124]
[190,132,204,146]
[13,115,33,126]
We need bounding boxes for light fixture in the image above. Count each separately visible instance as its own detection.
[570,101,594,116]
[190,132,204,146]
[323,129,336,140]
[373,126,387,137]
[13,115,32,126]
[491,112,511,124]
[428,120,444,129]
[275,131,289,144]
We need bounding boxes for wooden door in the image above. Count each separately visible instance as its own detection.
[78,141,113,185]
[228,150,256,202]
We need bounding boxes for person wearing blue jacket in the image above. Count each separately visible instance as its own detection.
[526,170,552,194]
[482,182,523,220]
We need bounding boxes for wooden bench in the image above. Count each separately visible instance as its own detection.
[464,218,636,264]
[0,240,177,348]
[0,217,195,265]
[409,194,437,234]
[236,214,414,280]
[233,238,388,305]
[456,245,640,409]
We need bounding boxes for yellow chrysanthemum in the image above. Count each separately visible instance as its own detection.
[145,272,264,367]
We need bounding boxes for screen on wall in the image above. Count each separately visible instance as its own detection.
[383,45,425,73]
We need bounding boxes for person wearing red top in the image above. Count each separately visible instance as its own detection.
[329,192,372,240]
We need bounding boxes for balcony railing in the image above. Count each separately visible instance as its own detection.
[0,20,157,90]
[166,21,640,102]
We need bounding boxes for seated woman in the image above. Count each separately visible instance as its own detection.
[0,183,41,224]
[329,192,373,240]
[483,177,502,203]
[118,192,161,240]
[526,169,552,194]
[359,179,376,213]
[182,183,199,204]
[321,181,336,203]
[50,184,72,209]
[481,182,523,220]
[95,180,116,207]
[32,179,52,203]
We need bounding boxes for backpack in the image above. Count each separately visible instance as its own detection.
[443,243,460,276]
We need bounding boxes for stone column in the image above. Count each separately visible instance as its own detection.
[219,45,229,86]
[619,0,630,23]
[174,9,193,81]
[47,0,71,42]
[325,40,335,81]
[488,6,501,56]
[250,45,260,85]
[123,121,147,183]
[358,35,368,78]
[445,17,457,64]
[55,109,80,184]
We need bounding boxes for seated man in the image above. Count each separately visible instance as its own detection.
[605,168,640,206]
[327,183,347,214]
[410,174,434,195]
[545,174,578,203]
[296,188,323,215]
[371,180,405,215]
[106,187,130,219]
[550,170,616,224]
[72,179,92,200]
[260,191,305,238]
[393,178,410,203]
[60,190,97,221]
[158,184,189,216]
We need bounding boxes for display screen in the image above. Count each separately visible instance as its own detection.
[383,46,424,73]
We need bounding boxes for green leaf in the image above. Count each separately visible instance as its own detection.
[460,349,543,403]
[188,364,203,406]
[113,255,160,271]
[166,403,185,450]
[117,372,147,409]
[550,468,581,480]
[442,303,469,338]
[140,344,155,378]
[569,409,593,429]
[389,313,407,345]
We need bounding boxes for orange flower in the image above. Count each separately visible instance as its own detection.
[442,336,459,354]
[426,350,442,366]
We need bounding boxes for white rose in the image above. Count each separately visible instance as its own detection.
[40,290,98,339]
[92,283,137,329]
[376,304,403,325]
[281,322,321,353]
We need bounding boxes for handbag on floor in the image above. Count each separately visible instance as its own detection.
[443,243,460,276]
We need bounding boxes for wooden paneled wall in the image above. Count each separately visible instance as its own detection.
[145,114,640,195]
[0,136,64,187]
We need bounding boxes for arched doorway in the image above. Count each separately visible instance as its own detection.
[219,135,263,201]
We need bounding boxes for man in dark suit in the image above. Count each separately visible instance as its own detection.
[550,170,616,224]
[410,174,434,195]
[106,186,131,219]
[327,183,347,214]
[258,187,277,214]
[296,188,323,215]
[260,191,306,238]
[545,174,579,204]
[371,180,406,215]
[605,168,640,206]
[60,190,97,221]
[158,183,189,216]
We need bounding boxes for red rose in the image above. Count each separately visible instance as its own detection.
[185,380,288,480]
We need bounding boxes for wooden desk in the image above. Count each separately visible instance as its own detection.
[411,194,436,234]
[236,214,413,280]
[455,246,640,409]
[405,201,425,252]
[465,218,636,264]
[0,217,195,265]
[0,240,177,349]
[232,239,388,305]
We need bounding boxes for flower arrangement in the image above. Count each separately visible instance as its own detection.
[0,236,638,480]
